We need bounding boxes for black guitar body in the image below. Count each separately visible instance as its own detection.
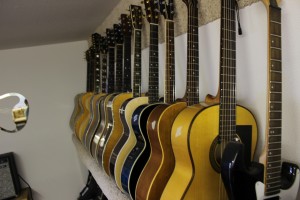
[109,98,132,178]
[96,94,118,165]
[120,104,148,193]
[120,104,158,194]
[221,141,264,200]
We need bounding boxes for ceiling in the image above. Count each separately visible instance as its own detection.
[0,0,120,50]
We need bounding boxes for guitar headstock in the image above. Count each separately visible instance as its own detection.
[129,5,143,30]
[182,0,198,7]
[261,0,281,8]
[106,28,115,47]
[91,33,101,51]
[121,14,132,36]
[159,0,175,20]
[99,36,108,54]
[114,24,123,44]
[144,0,160,24]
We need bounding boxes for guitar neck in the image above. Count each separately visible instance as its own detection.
[115,44,124,93]
[148,23,160,104]
[186,4,199,106]
[264,2,282,196]
[133,29,142,98]
[94,49,101,93]
[101,53,108,93]
[164,20,175,104]
[123,35,132,92]
[219,0,237,141]
[85,49,93,92]
[107,46,115,93]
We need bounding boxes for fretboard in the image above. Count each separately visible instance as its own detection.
[165,20,175,104]
[123,35,132,92]
[115,44,123,93]
[186,4,199,106]
[148,24,160,104]
[85,49,93,92]
[94,50,101,93]
[100,53,108,93]
[219,0,237,141]
[133,29,142,98]
[265,4,282,196]
[107,47,115,93]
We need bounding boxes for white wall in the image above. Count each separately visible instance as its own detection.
[140,0,300,194]
[0,41,88,199]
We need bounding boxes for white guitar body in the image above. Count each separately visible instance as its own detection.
[255,169,300,200]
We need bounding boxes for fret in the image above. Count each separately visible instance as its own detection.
[221,28,236,33]
[270,34,281,38]
[221,48,236,52]
[270,20,281,25]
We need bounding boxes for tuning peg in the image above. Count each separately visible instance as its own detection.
[154,8,160,13]
[141,1,144,4]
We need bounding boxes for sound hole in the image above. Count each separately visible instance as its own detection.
[209,125,252,173]
[0,93,29,133]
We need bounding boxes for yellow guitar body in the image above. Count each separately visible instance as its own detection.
[175,105,257,200]
[114,96,148,191]
[102,92,133,175]
[160,104,204,200]
[69,93,84,131]
[74,92,93,140]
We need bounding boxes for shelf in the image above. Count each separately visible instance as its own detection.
[72,134,129,200]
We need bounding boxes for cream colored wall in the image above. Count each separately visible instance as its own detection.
[0,41,88,200]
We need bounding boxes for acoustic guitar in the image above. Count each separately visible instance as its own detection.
[90,29,117,159]
[160,0,205,198]
[109,5,148,192]
[95,23,132,167]
[102,14,133,176]
[83,36,110,152]
[221,1,300,199]
[81,34,109,146]
[70,48,93,132]
[75,34,101,141]
[163,0,258,199]
[135,1,187,199]
[119,1,166,198]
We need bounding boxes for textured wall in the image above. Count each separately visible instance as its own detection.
[95,0,259,48]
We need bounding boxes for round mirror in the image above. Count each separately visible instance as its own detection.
[0,93,29,133]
